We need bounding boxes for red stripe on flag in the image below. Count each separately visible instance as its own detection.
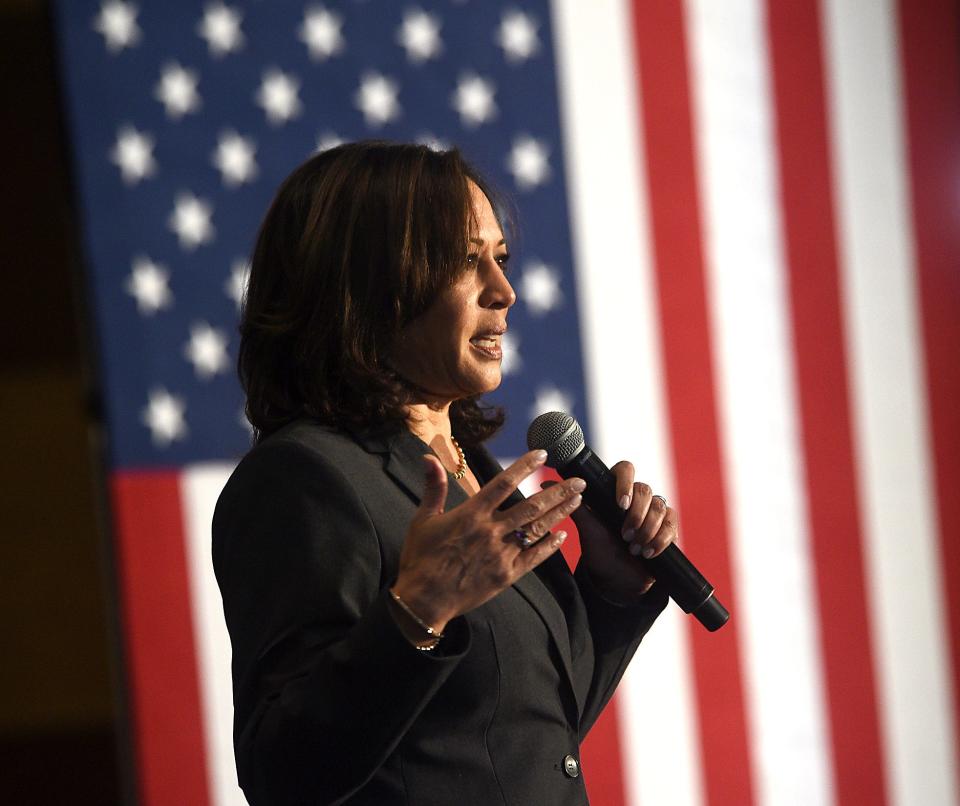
[581,701,629,806]
[112,472,210,806]
[897,0,960,781]
[629,2,755,804]
[765,2,889,803]
[542,466,628,806]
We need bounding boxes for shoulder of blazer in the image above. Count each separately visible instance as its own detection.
[265,418,375,459]
[228,419,400,486]
[213,419,381,544]
[222,418,450,514]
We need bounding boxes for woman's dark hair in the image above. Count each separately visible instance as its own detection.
[239,140,507,445]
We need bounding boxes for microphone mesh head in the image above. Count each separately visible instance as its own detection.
[526,411,585,469]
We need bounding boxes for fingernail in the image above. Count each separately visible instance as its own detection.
[621,528,636,543]
[570,478,586,492]
[554,530,567,545]
[533,449,547,463]
[628,541,643,556]
[642,546,655,559]
[619,494,632,510]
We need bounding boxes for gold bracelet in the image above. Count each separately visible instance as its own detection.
[389,589,444,651]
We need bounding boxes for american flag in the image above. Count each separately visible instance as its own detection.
[53,1,959,805]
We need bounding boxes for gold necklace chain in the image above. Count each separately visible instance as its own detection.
[450,436,467,480]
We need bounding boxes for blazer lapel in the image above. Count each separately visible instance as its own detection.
[353,428,580,711]
[467,444,581,712]
[352,425,470,511]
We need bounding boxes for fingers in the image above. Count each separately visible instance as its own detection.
[498,476,585,533]
[644,504,678,558]
[413,454,448,520]
[475,449,548,509]
[618,481,653,549]
[515,489,583,544]
[623,496,678,559]
[539,480,602,541]
[611,460,636,510]
[622,490,664,558]
[512,528,568,574]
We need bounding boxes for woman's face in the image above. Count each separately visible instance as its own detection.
[391,182,516,402]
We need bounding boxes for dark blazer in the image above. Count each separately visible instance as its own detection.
[213,419,667,806]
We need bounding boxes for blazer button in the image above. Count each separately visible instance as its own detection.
[562,754,580,778]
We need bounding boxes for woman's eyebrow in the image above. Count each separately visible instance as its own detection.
[468,237,507,247]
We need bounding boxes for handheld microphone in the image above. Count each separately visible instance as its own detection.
[527,411,729,632]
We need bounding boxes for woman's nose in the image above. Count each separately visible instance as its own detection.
[479,259,516,310]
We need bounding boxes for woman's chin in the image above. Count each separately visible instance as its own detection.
[475,370,503,396]
[455,368,502,399]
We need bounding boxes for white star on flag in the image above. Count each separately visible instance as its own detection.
[255,69,302,125]
[452,74,497,127]
[315,132,344,152]
[507,135,551,190]
[110,125,156,185]
[197,2,245,57]
[141,387,187,446]
[530,385,573,420]
[212,130,258,186]
[92,0,141,53]
[169,191,215,250]
[155,63,201,119]
[299,6,345,60]
[496,10,540,64]
[125,256,172,315]
[355,72,401,127]
[519,260,563,315]
[183,322,230,379]
[225,259,250,310]
[396,9,442,63]
[500,331,522,376]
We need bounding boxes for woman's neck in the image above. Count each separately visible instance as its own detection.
[405,400,480,495]
[406,400,453,445]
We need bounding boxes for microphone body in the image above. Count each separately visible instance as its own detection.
[527,413,729,632]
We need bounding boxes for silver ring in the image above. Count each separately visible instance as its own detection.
[652,495,667,507]
[511,529,535,549]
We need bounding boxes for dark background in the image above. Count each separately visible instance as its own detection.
[1,1,124,803]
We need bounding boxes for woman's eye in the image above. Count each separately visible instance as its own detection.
[464,252,511,271]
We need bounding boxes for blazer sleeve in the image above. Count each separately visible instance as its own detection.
[212,438,471,806]
[574,564,669,737]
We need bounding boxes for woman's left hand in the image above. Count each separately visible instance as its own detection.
[549,461,678,602]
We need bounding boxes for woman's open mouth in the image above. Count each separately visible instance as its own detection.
[469,334,503,359]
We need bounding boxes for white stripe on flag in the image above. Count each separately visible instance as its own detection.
[821,1,960,804]
[182,464,248,806]
[551,1,704,805]
[685,1,835,804]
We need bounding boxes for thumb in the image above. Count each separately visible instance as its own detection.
[415,454,448,519]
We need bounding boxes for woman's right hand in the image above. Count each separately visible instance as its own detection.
[390,450,586,635]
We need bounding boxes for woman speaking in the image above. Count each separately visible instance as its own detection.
[213,141,679,805]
